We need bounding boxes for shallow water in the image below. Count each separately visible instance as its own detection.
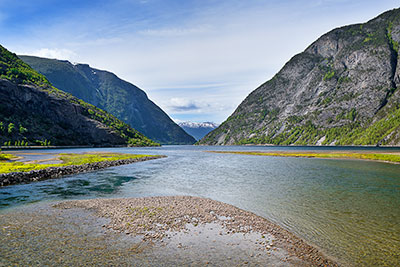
[0,203,298,266]
[1,145,400,266]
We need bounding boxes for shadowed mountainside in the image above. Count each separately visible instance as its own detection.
[0,45,159,147]
[19,56,196,145]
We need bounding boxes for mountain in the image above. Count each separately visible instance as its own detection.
[178,122,219,140]
[199,8,400,146]
[19,56,196,145]
[0,45,159,147]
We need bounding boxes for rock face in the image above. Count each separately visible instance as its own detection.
[199,8,400,146]
[178,121,219,140]
[0,79,122,146]
[19,56,196,145]
[0,45,159,147]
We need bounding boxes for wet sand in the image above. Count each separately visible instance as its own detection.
[1,196,337,266]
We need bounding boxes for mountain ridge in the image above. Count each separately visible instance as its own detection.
[199,8,400,146]
[19,56,196,145]
[0,45,159,147]
[178,121,219,141]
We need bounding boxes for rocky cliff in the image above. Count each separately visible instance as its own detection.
[199,8,400,146]
[0,45,159,147]
[19,56,196,145]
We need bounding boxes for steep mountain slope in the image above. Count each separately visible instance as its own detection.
[178,122,219,140]
[0,45,159,147]
[199,8,400,146]
[19,56,196,145]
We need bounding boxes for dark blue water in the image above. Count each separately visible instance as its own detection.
[1,145,399,265]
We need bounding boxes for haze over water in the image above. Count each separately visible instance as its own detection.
[1,145,399,266]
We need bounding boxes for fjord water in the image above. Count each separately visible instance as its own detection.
[1,146,399,265]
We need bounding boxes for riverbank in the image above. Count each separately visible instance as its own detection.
[0,196,337,266]
[0,152,165,186]
[208,150,400,164]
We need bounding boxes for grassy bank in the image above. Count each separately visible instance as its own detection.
[0,153,15,161]
[208,151,400,164]
[0,152,156,174]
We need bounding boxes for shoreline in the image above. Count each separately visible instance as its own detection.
[0,196,338,266]
[0,155,165,187]
[196,144,400,148]
[54,196,338,266]
[208,150,400,165]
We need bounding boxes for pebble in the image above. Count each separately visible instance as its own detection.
[54,196,338,267]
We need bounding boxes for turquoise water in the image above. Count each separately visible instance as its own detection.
[1,145,399,265]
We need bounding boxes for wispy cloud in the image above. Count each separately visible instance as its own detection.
[168,98,204,112]
[138,25,212,37]
[0,11,6,25]
[26,48,77,61]
[2,0,399,123]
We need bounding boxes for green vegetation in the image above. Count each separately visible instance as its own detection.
[69,99,159,147]
[0,45,160,147]
[387,22,399,53]
[0,152,156,174]
[7,123,14,134]
[209,151,400,164]
[235,104,400,146]
[337,76,351,85]
[19,55,195,145]
[0,45,51,86]
[203,103,400,146]
[323,70,335,81]
[346,108,357,121]
[0,152,15,160]
[198,9,400,147]
[19,125,27,134]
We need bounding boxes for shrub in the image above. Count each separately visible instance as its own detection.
[7,123,14,134]
[19,125,27,134]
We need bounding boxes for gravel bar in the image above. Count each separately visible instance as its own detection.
[55,196,338,266]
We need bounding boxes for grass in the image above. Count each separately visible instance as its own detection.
[208,151,400,164]
[0,153,15,161]
[0,152,157,174]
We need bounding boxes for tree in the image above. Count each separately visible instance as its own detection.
[19,125,27,134]
[8,123,14,134]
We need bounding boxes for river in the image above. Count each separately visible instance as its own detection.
[1,145,399,265]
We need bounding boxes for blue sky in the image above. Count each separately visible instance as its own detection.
[1,0,399,123]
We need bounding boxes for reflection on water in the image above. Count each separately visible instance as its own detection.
[1,145,400,265]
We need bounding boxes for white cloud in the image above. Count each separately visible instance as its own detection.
[29,48,77,61]
[167,98,209,112]
[138,25,212,37]
[3,0,399,123]
[172,118,184,123]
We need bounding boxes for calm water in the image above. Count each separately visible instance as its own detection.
[1,145,400,265]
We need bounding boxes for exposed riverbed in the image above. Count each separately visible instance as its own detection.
[1,196,335,266]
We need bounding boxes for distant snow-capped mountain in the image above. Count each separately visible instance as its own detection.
[178,121,219,141]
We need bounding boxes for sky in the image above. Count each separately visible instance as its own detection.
[1,0,399,123]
